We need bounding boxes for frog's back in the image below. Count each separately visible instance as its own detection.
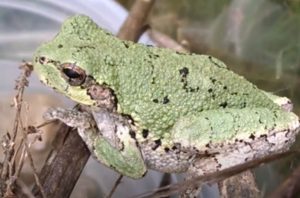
[53,15,279,136]
[113,42,279,136]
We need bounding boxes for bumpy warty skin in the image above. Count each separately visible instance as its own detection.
[33,15,300,177]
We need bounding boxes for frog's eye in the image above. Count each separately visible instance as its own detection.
[61,63,86,86]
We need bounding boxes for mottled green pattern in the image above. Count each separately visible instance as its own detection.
[33,15,300,185]
[172,108,298,147]
[93,135,146,178]
[34,15,281,137]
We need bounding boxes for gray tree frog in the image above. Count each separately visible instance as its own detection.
[33,15,300,196]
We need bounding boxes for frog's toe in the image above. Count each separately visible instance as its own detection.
[43,107,61,120]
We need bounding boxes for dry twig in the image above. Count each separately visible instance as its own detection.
[117,0,156,42]
[107,175,123,198]
[19,104,46,198]
[149,30,188,53]
[1,62,33,197]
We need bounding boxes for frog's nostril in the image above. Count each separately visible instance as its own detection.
[39,56,47,65]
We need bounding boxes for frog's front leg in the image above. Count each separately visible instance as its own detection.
[44,108,147,179]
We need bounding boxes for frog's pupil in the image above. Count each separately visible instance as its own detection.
[63,68,81,79]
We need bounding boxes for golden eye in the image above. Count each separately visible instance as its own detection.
[60,63,86,86]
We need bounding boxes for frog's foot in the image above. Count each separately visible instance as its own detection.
[43,107,93,129]
[44,107,147,179]
[45,107,125,150]
[92,109,132,151]
[89,110,147,178]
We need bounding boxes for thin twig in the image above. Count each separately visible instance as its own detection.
[13,138,25,178]
[149,30,188,53]
[1,133,12,179]
[19,104,46,198]
[11,62,33,141]
[117,0,156,42]
[12,104,28,180]
[35,120,56,129]
[2,62,33,196]
[16,179,36,198]
[107,175,123,198]
[22,132,46,198]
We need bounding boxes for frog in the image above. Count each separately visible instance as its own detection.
[33,15,300,196]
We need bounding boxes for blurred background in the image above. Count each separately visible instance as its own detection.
[0,0,300,197]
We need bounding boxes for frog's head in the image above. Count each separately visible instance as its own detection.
[33,15,117,106]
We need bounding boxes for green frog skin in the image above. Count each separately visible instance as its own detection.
[33,15,300,196]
